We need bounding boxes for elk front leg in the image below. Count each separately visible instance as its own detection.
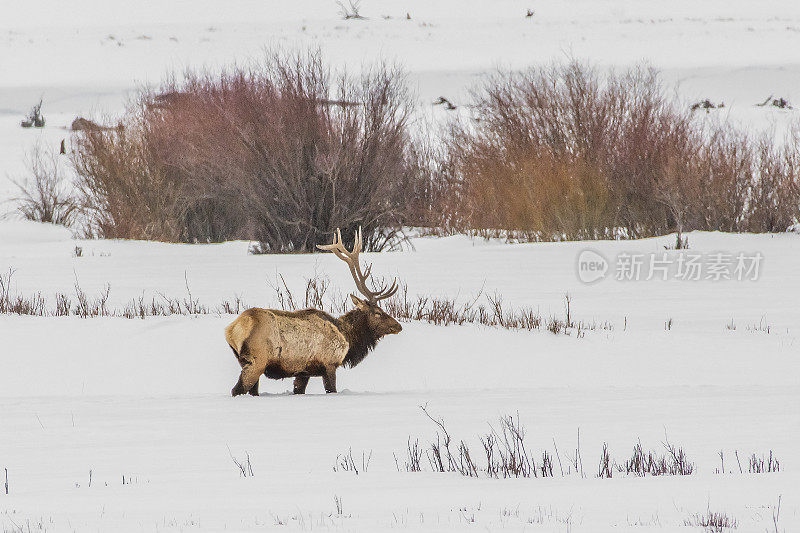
[293,376,310,394]
[322,367,337,394]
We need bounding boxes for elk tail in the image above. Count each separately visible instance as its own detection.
[225,313,255,356]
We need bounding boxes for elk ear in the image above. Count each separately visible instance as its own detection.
[350,294,369,309]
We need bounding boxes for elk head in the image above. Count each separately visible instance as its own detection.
[317,228,402,338]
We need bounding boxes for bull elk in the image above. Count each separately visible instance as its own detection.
[225,228,402,396]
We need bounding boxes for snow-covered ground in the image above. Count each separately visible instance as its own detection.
[2,1,800,531]
[0,223,798,531]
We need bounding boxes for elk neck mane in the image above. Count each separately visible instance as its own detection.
[338,308,379,368]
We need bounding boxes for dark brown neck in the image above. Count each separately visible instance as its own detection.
[338,309,379,368]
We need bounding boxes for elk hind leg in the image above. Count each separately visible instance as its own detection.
[322,367,337,394]
[231,341,269,397]
[293,376,310,395]
[231,344,260,396]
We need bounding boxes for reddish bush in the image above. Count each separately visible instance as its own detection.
[70,58,800,243]
[73,50,419,250]
[72,116,182,240]
[442,62,800,239]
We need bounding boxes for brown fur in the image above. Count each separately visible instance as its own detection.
[226,295,401,396]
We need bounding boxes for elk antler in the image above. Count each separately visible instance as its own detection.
[316,227,398,303]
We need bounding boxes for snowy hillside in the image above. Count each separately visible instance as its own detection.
[2,0,800,210]
[2,1,800,531]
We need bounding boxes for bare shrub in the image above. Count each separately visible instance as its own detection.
[395,437,423,472]
[1,269,610,336]
[333,448,371,474]
[74,282,111,318]
[445,63,676,240]
[483,413,535,478]
[55,293,71,316]
[684,510,738,531]
[619,438,694,476]
[598,442,613,478]
[401,409,538,479]
[746,130,800,232]
[746,317,772,334]
[334,495,344,516]
[0,269,46,315]
[383,284,607,335]
[337,0,365,19]
[13,142,78,226]
[443,62,800,239]
[690,129,752,232]
[73,50,418,249]
[771,495,783,533]
[420,404,478,477]
[1,269,14,314]
[400,411,589,480]
[228,448,254,477]
[72,115,183,241]
[749,451,780,473]
[539,450,554,477]
[404,128,461,231]
[20,99,45,128]
[397,408,757,483]
[0,269,226,319]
